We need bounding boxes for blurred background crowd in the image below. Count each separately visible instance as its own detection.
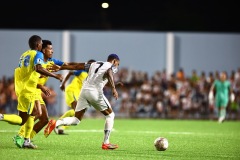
[1,67,240,120]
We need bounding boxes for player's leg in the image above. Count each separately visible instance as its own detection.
[2,100,34,148]
[13,111,30,148]
[0,113,22,125]
[95,94,118,150]
[20,97,39,149]
[44,95,87,137]
[55,100,86,128]
[0,97,32,125]
[56,101,76,134]
[31,104,49,139]
[15,100,42,138]
[56,91,78,134]
[218,98,228,123]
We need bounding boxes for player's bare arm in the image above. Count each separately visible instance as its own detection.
[106,81,124,88]
[63,62,81,65]
[35,64,63,82]
[106,68,118,100]
[48,63,85,72]
[37,84,51,97]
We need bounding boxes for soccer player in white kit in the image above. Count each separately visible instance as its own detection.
[44,54,120,150]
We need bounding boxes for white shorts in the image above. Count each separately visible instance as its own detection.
[75,88,111,112]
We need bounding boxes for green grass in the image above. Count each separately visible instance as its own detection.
[0,118,240,160]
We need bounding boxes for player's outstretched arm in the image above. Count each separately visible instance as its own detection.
[48,63,85,72]
[35,64,63,82]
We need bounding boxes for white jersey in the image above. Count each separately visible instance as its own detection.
[83,61,112,91]
[75,61,113,112]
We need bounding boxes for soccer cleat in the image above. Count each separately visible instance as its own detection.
[44,119,56,138]
[13,135,24,148]
[0,113,3,120]
[218,117,225,123]
[23,140,37,149]
[102,143,119,150]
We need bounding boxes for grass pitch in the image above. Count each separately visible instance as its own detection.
[0,118,240,160]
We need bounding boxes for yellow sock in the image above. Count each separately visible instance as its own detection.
[59,109,75,130]
[60,109,75,119]
[3,114,22,125]
[18,125,25,137]
[24,116,35,139]
[30,130,37,139]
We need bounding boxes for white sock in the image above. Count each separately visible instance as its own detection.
[56,117,80,127]
[103,112,115,144]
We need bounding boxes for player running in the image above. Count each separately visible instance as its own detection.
[0,35,63,148]
[54,59,96,134]
[44,54,121,150]
[13,39,85,147]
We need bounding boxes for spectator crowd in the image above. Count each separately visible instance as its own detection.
[1,67,240,120]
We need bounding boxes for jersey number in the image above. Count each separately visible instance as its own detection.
[95,62,104,73]
[18,55,30,67]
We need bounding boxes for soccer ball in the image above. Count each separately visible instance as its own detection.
[154,137,168,151]
[54,127,65,135]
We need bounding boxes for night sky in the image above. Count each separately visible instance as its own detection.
[0,0,239,33]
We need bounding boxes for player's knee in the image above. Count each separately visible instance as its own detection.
[105,112,115,120]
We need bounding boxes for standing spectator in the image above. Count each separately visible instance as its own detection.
[190,70,199,87]
[176,68,185,82]
[0,80,7,113]
[6,77,18,114]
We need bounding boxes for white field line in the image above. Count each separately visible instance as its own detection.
[0,129,221,136]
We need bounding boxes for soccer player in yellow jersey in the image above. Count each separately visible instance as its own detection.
[55,59,96,134]
[17,40,65,140]
[17,39,84,142]
[0,35,63,149]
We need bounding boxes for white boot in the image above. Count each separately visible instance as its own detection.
[218,117,225,123]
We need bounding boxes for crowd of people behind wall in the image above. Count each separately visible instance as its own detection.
[1,67,240,120]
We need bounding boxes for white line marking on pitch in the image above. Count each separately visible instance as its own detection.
[0,129,218,135]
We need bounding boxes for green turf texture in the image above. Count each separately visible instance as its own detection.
[0,118,240,160]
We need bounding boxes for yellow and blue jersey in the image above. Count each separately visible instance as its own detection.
[15,50,44,113]
[36,58,64,104]
[66,70,88,92]
[38,58,64,86]
[15,50,44,96]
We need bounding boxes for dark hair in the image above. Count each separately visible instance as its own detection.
[87,59,96,63]
[28,35,42,49]
[107,53,120,61]
[42,40,52,49]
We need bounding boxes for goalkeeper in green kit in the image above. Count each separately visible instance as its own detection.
[208,71,235,123]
